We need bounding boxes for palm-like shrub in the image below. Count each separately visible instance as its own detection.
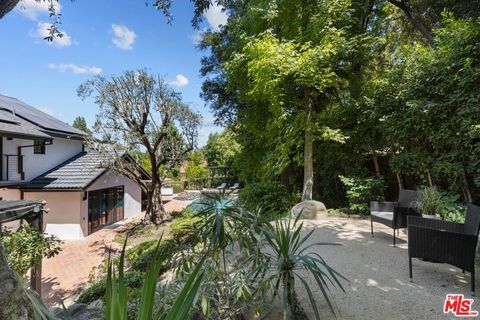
[103,239,205,320]
[194,192,240,267]
[260,213,346,319]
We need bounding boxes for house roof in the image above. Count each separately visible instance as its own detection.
[22,150,150,191]
[22,151,110,190]
[0,94,85,138]
[0,109,52,139]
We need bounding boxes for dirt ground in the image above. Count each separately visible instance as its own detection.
[268,215,479,320]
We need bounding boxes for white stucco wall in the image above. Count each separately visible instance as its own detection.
[2,136,83,181]
[23,191,85,240]
[85,171,142,220]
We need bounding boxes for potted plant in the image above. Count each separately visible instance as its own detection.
[415,186,443,218]
[415,186,457,220]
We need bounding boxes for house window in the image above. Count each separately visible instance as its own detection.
[34,140,45,154]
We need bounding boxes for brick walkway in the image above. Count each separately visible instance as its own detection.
[41,199,191,307]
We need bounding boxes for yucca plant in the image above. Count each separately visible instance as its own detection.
[260,212,346,319]
[194,191,240,269]
[104,238,205,320]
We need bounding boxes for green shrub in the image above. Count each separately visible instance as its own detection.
[240,181,298,216]
[339,176,385,215]
[127,239,176,272]
[170,215,202,240]
[327,208,350,217]
[0,224,62,277]
[77,270,144,304]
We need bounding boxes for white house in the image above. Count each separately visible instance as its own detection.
[0,94,147,239]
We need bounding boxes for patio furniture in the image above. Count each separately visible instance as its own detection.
[217,183,227,190]
[408,203,480,291]
[370,189,419,246]
[229,183,240,190]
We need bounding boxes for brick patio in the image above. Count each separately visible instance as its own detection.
[41,198,191,307]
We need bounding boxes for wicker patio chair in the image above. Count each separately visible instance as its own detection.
[370,189,419,246]
[407,203,480,291]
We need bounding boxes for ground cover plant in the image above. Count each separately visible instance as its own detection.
[74,193,345,319]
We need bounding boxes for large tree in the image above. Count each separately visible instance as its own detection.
[78,70,201,224]
[202,128,240,167]
[201,0,355,201]
[72,116,91,135]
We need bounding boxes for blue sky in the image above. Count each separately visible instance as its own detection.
[0,0,225,146]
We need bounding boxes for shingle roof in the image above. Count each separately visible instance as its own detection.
[0,94,85,136]
[23,151,110,190]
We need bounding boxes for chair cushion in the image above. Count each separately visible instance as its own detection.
[371,211,393,220]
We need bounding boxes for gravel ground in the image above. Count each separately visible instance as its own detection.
[267,215,479,320]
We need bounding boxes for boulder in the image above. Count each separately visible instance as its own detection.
[291,200,327,220]
[88,299,104,310]
[52,302,104,320]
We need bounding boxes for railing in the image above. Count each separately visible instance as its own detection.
[2,154,24,181]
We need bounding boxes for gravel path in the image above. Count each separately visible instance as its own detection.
[271,215,479,320]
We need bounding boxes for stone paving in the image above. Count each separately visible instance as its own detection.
[41,198,191,307]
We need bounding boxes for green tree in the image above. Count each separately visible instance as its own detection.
[72,116,91,135]
[202,129,240,167]
[185,151,209,180]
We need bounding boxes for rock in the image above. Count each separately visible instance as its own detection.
[291,200,327,219]
[88,299,104,310]
[52,303,104,320]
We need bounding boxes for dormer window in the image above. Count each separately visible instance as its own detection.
[34,139,46,154]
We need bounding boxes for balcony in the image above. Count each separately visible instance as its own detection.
[1,154,25,184]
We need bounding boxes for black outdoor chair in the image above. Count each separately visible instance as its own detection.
[370,189,419,246]
[407,203,480,291]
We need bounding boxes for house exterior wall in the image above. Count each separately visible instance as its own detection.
[85,171,142,221]
[23,191,85,240]
[1,136,83,181]
[0,187,20,200]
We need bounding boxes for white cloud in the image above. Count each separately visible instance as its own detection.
[191,29,207,45]
[111,24,137,50]
[16,0,62,20]
[170,74,189,87]
[204,3,228,30]
[48,63,102,75]
[202,117,216,127]
[33,22,72,47]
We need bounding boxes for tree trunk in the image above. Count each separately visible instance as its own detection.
[426,170,433,187]
[302,89,314,201]
[387,0,434,46]
[0,0,19,19]
[285,272,307,319]
[0,241,29,319]
[373,155,381,177]
[396,173,403,190]
[144,182,166,224]
[462,171,473,203]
